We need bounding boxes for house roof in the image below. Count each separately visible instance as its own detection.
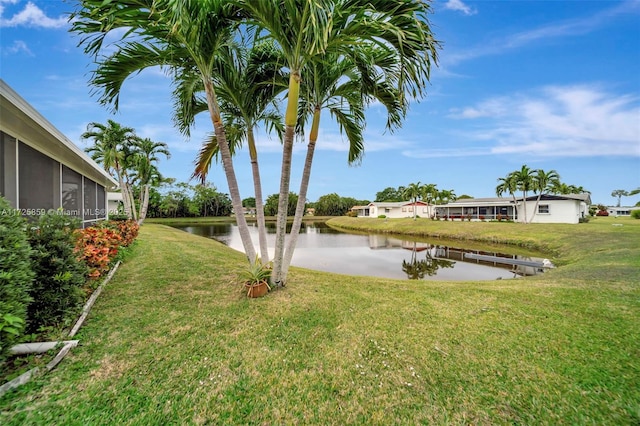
[0,79,118,189]
[439,193,592,208]
[368,201,430,208]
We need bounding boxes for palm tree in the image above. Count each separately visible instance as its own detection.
[82,119,137,219]
[528,169,560,223]
[509,165,537,224]
[437,189,457,205]
[611,189,629,207]
[71,0,258,263]
[242,0,439,286]
[403,182,422,221]
[420,183,438,218]
[131,137,170,224]
[176,40,286,265]
[281,46,407,280]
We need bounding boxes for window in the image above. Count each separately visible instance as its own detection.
[62,165,82,218]
[402,207,407,212]
[1,131,17,206]
[18,142,60,212]
[538,204,550,214]
[83,177,97,221]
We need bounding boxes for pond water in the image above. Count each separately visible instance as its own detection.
[172,222,549,281]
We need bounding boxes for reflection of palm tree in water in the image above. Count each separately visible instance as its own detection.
[402,242,455,280]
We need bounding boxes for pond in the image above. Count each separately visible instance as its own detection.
[172,222,550,281]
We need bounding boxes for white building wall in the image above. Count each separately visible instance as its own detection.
[518,200,581,224]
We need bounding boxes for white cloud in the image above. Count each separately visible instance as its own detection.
[449,85,640,158]
[444,0,640,66]
[2,39,32,55]
[0,1,67,28]
[443,0,477,16]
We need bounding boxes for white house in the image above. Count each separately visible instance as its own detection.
[352,201,434,218]
[436,194,591,224]
[607,206,640,216]
[1,80,118,227]
[353,194,591,224]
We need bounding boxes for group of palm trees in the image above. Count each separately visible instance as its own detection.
[495,165,587,224]
[70,0,439,286]
[82,120,170,224]
[402,182,456,220]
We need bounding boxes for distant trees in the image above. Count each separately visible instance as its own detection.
[375,187,405,202]
[150,182,231,218]
[314,193,366,216]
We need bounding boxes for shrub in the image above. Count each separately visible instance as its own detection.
[99,219,139,247]
[26,212,88,334]
[378,215,386,219]
[0,197,34,361]
[631,210,640,219]
[479,215,485,221]
[595,210,609,216]
[75,226,122,280]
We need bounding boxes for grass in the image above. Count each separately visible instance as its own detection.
[1,216,638,424]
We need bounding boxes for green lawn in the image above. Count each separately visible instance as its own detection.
[1,216,639,424]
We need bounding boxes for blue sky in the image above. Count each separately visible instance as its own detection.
[1,0,639,206]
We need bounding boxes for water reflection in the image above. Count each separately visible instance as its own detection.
[402,243,455,279]
[173,222,547,281]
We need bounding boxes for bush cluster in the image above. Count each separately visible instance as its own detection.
[26,214,89,334]
[631,210,640,219]
[75,227,122,279]
[0,198,34,362]
[0,197,140,356]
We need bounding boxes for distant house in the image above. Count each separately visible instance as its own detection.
[606,206,640,216]
[353,194,591,224]
[0,80,118,227]
[436,194,591,224]
[353,201,433,219]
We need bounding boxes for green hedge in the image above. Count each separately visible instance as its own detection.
[0,197,34,362]
[26,212,88,334]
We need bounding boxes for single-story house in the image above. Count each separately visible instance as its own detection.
[1,79,118,227]
[607,206,640,216]
[353,194,591,224]
[352,201,433,219]
[436,193,591,224]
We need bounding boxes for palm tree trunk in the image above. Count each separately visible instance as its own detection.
[529,193,542,224]
[138,184,150,225]
[272,71,301,287]
[282,106,320,281]
[521,191,528,224]
[247,128,269,265]
[202,77,257,263]
[115,167,133,219]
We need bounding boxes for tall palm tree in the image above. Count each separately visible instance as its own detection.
[281,46,407,281]
[510,165,537,224]
[420,183,438,218]
[82,120,137,219]
[496,174,519,221]
[71,0,258,263]
[176,40,286,265]
[131,137,170,224]
[611,189,629,207]
[242,0,439,286]
[403,182,422,221]
[528,169,560,223]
